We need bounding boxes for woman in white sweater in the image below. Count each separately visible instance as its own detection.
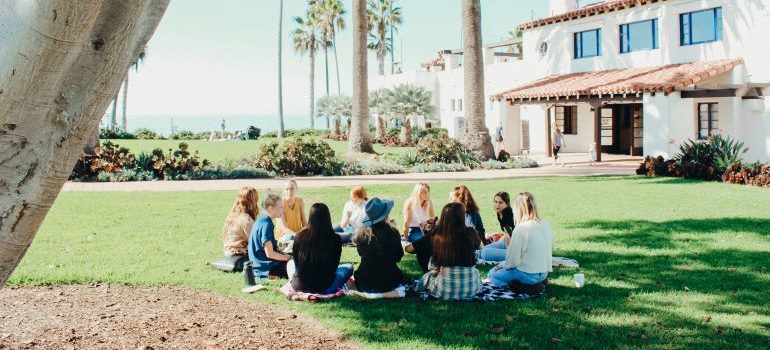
[487,192,552,287]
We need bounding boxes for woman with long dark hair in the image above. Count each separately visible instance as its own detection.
[479,192,515,262]
[451,185,486,244]
[287,203,353,293]
[415,203,482,300]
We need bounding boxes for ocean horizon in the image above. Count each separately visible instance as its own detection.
[101,114,330,136]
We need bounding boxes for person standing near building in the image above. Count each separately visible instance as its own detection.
[551,125,566,166]
[495,123,505,156]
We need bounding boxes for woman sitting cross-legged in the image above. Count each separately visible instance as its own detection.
[334,186,368,244]
[248,193,292,280]
[479,192,515,262]
[352,197,405,293]
[221,187,259,258]
[487,192,553,287]
[275,179,306,243]
[287,203,353,294]
[415,202,482,300]
[402,182,435,243]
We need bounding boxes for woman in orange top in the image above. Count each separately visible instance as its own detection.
[276,179,306,241]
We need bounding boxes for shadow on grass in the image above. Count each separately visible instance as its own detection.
[310,218,770,349]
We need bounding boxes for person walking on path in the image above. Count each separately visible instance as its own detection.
[551,125,566,166]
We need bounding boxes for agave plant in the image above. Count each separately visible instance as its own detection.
[710,134,748,172]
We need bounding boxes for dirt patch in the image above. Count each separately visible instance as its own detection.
[0,284,357,350]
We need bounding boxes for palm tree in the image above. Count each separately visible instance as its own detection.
[121,46,147,132]
[314,0,345,127]
[277,0,285,138]
[387,84,435,144]
[458,0,495,159]
[506,28,523,55]
[349,0,375,153]
[316,95,351,137]
[293,9,320,129]
[369,88,391,140]
[367,0,402,76]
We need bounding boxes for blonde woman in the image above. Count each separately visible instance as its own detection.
[402,183,435,242]
[248,193,292,280]
[221,187,260,257]
[487,192,553,287]
[276,179,306,242]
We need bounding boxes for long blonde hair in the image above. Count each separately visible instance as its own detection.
[221,187,259,239]
[513,192,540,225]
[407,183,432,211]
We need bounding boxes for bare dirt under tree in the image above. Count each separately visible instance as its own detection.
[0,284,357,350]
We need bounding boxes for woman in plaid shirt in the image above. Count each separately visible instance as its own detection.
[415,203,482,300]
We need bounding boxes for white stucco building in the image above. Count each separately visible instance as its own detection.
[370,0,770,162]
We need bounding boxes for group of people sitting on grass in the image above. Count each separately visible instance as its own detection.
[220,179,553,300]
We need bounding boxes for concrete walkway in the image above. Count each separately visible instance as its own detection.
[62,153,641,192]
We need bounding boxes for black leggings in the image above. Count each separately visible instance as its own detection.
[553,146,561,159]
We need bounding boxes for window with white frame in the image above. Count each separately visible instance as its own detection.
[554,106,578,134]
[458,99,463,112]
[698,103,719,139]
[451,99,456,112]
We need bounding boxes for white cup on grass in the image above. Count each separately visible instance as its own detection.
[573,273,585,288]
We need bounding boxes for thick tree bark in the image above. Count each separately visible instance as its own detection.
[399,118,412,144]
[0,0,170,286]
[376,115,386,141]
[348,0,374,154]
[458,0,495,160]
[378,26,386,76]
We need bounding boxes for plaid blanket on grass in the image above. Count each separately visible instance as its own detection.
[414,281,544,302]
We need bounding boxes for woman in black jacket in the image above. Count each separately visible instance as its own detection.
[352,198,405,292]
[288,203,353,293]
[479,192,515,262]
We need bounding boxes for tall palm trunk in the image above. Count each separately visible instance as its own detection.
[110,97,118,130]
[348,0,374,153]
[324,44,330,129]
[376,115,386,140]
[0,0,170,285]
[333,37,341,95]
[277,0,285,138]
[458,0,494,160]
[378,26,386,76]
[121,74,128,131]
[309,45,316,129]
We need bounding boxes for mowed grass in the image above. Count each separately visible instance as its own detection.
[103,138,414,163]
[9,177,770,349]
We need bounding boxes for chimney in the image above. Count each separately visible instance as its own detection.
[549,0,579,16]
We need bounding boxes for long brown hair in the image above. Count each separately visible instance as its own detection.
[221,187,259,239]
[431,203,476,267]
[453,185,479,213]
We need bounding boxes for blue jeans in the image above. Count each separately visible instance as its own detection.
[334,225,354,244]
[322,264,354,294]
[487,266,547,287]
[480,239,507,262]
[407,227,424,243]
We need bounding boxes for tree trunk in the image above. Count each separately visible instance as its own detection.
[277,0,285,138]
[399,118,412,145]
[332,116,341,137]
[121,74,128,132]
[333,36,341,95]
[348,0,374,154]
[110,97,118,130]
[309,45,316,130]
[324,45,330,129]
[458,0,495,160]
[0,0,170,286]
[378,27,386,76]
[376,115,386,141]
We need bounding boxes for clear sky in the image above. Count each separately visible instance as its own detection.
[126,0,549,118]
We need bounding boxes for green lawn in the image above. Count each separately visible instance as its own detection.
[9,177,770,349]
[103,138,414,163]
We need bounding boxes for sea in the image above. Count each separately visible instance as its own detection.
[100,114,329,136]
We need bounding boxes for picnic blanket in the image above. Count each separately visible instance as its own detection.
[415,281,543,301]
[476,257,580,268]
[279,283,345,302]
[346,285,407,299]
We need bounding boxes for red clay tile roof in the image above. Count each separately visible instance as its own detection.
[518,0,670,30]
[490,58,744,103]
